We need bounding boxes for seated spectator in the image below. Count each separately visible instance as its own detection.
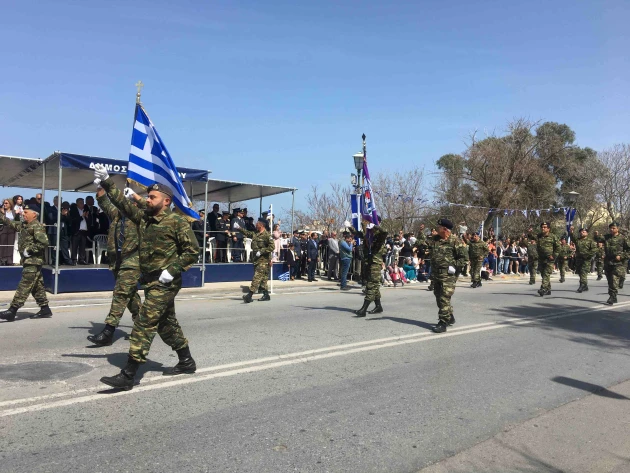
[388,262,407,287]
[403,257,417,282]
[416,259,429,282]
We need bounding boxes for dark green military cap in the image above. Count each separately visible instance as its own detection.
[609,222,619,228]
[147,183,173,198]
[24,203,40,213]
[437,218,453,230]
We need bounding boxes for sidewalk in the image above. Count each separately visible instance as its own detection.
[0,271,582,306]
[418,379,630,473]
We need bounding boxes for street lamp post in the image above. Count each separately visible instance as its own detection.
[564,190,580,241]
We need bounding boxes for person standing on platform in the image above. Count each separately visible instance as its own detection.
[347,218,388,317]
[291,230,302,279]
[86,184,142,346]
[0,203,52,321]
[604,222,630,305]
[230,208,246,262]
[242,218,275,303]
[95,165,199,390]
[536,222,559,297]
[468,232,488,288]
[306,232,319,282]
[214,211,230,263]
[428,218,467,333]
[570,226,597,293]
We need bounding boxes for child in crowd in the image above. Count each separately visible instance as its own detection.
[403,257,417,283]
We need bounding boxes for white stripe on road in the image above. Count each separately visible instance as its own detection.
[1,301,627,417]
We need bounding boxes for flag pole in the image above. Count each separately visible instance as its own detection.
[270,204,274,295]
[127,81,143,189]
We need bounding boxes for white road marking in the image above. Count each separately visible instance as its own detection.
[0,301,627,417]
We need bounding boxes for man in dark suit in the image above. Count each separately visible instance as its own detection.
[208,204,220,232]
[70,198,88,265]
[291,230,302,279]
[307,232,319,282]
[286,243,299,280]
[215,211,230,263]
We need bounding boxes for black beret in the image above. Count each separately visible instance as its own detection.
[609,222,619,228]
[473,232,480,236]
[24,203,40,213]
[437,218,453,230]
[540,222,551,227]
[242,208,248,212]
[257,218,267,224]
[147,183,173,198]
[578,227,587,232]
[234,208,242,213]
[222,211,230,215]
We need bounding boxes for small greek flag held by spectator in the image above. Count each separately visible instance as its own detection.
[278,271,290,281]
[128,104,199,220]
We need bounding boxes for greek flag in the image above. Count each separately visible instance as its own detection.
[278,270,290,281]
[128,104,199,220]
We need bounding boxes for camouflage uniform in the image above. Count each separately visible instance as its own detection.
[101,178,199,364]
[604,233,630,302]
[468,240,488,285]
[97,193,142,327]
[350,225,388,302]
[595,244,605,279]
[573,233,597,288]
[241,228,274,292]
[0,213,49,308]
[525,240,538,284]
[536,233,559,292]
[556,243,571,282]
[430,233,468,324]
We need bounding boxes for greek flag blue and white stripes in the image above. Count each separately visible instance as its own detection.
[128,104,200,220]
[277,271,290,281]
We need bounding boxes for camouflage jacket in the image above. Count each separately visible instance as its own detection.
[101,178,199,280]
[603,233,630,266]
[97,192,140,271]
[572,234,597,260]
[525,241,538,261]
[0,214,48,266]
[241,229,275,263]
[596,246,605,261]
[349,225,388,265]
[429,234,468,274]
[468,240,488,261]
[557,244,571,261]
[536,232,559,261]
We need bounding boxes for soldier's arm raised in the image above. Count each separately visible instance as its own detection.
[167,216,200,277]
[240,229,255,239]
[100,178,143,225]
[96,190,119,222]
[0,212,21,232]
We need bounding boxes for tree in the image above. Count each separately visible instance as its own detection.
[597,144,630,229]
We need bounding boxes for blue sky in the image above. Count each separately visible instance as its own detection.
[1,0,627,217]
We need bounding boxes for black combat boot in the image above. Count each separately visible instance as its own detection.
[559,277,565,283]
[355,299,371,317]
[30,305,52,319]
[537,288,545,297]
[544,289,551,295]
[448,314,456,326]
[100,357,139,391]
[577,284,584,293]
[0,306,18,322]
[582,285,589,292]
[368,299,383,314]
[427,282,434,291]
[163,346,196,376]
[529,280,535,285]
[597,275,602,281]
[470,282,477,288]
[620,280,625,289]
[242,291,253,303]
[432,321,448,333]
[606,295,617,305]
[259,291,271,302]
[477,281,482,287]
[87,324,115,346]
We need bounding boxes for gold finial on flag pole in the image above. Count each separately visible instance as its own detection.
[135,80,144,104]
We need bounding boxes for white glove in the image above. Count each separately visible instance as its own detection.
[366,223,375,230]
[23,250,30,258]
[448,266,456,275]
[94,163,109,181]
[93,178,102,188]
[343,220,352,228]
[256,251,261,257]
[123,187,137,200]
[158,270,174,284]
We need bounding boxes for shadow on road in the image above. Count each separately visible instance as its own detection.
[68,321,132,345]
[551,376,630,400]
[295,305,357,314]
[61,352,164,381]
[366,316,435,331]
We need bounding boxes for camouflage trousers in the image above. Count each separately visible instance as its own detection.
[249,260,269,292]
[104,267,142,327]
[539,259,554,291]
[596,260,604,278]
[605,264,626,298]
[558,259,568,280]
[364,261,382,302]
[12,265,48,308]
[574,258,590,286]
[129,281,188,364]
[470,260,482,284]
[528,260,538,284]
[433,276,456,324]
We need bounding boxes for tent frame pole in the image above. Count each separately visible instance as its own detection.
[201,178,209,285]
[291,189,295,234]
[40,161,46,224]
[54,157,62,294]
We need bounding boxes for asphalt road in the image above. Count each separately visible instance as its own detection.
[0,275,628,473]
